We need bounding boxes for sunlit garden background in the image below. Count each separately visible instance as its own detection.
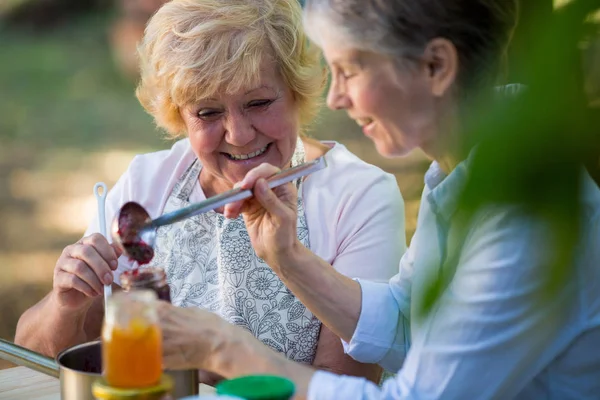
[0,0,598,369]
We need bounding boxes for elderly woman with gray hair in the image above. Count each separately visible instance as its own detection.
[155,0,600,399]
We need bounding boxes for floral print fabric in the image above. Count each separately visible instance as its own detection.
[146,139,322,363]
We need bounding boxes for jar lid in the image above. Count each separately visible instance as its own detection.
[215,375,295,400]
[92,375,173,399]
[179,396,243,399]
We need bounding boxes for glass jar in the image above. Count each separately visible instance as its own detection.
[102,290,163,388]
[92,375,174,400]
[120,267,172,303]
[216,375,295,400]
[121,268,201,398]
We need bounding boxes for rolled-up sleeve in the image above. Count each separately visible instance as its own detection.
[307,207,575,400]
[341,280,410,372]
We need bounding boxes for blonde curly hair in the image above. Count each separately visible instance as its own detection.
[136,0,326,138]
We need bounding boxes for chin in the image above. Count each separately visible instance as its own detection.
[372,139,409,159]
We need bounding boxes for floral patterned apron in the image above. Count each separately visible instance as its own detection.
[146,139,321,364]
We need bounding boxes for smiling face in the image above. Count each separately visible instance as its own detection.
[181,58,300,195]
[322,44,440,158]
[315,22,459,160]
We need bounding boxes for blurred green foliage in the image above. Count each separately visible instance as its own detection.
[0,12,166,151]
[418,0,600,317]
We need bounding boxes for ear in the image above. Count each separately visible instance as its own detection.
[422,38,459,97]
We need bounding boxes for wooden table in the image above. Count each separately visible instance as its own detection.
[0,366,60,400]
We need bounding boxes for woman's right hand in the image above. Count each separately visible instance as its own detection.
[53,233,121,311]
[223,163,300,270]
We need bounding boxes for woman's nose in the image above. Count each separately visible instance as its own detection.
[224,113,256,147]
[326,79,351,110]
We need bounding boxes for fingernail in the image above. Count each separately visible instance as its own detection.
[234,181,243,189]
[111,260,118,269]
[104,273,113,285]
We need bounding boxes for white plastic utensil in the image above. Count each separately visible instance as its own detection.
[94,182,112,306]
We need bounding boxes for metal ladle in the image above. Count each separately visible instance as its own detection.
[111,157,327,264]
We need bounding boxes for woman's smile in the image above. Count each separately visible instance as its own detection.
[220,142,276,171]
[222,142,272,161]
[358,120,376,137]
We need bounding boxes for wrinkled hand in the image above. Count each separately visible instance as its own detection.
[53,233,121,311]
[223,163,300,268]
[157,302,301,385]
[156,301,230,372]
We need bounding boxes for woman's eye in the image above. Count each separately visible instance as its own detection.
[341,71,356,80]
[248,99,273,108]
[197,110,221,119]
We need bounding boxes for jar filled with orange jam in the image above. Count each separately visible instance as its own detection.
[102,290,162,389]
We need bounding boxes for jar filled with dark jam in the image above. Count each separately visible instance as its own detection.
[120,267,172,303]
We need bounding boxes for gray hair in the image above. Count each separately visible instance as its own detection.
[304,0,519,91]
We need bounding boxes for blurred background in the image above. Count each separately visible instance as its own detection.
[0,0,598,369]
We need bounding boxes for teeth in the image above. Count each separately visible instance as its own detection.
[356,118,373,127]
[227,144,269,160]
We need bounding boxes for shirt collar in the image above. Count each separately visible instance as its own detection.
[424,152,474,221]
[423,83,526,220]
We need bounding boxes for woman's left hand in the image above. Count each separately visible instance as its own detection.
[156,301,316,397]
[156,301,230,371]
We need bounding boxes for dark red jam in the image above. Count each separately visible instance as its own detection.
[122,240,154,265]
[117,202,154,265]
[83,357,102,374]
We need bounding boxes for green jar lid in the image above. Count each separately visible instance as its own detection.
[215,375,295,400]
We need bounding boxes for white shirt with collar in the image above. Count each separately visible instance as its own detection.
[309,157,600,399]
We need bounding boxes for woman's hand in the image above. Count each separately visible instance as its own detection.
[53,233,121,312]
[223,163,301,269]
[156,301,316,397]
[156,301,233,372]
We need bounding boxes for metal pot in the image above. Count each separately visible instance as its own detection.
[0,339,199,400]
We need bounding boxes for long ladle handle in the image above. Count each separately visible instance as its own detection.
[150,156,327,229]
[0,339,59,378]
[94,182,112,304]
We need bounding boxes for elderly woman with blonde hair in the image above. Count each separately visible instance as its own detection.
[15,0,405,385]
